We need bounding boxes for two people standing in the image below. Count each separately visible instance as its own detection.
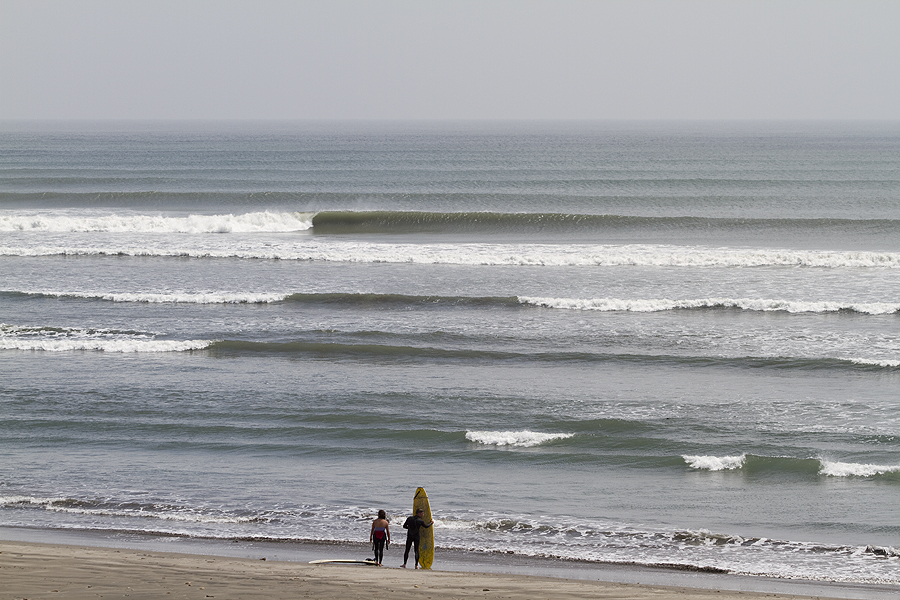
[369,507,433,568]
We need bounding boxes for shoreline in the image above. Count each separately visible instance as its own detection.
[0,539,844,600]
[2,527,898,600]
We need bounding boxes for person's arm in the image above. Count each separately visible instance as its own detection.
[370,521,375,542]
[386,523,391,543]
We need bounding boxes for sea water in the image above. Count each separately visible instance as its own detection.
[1,120,899,586]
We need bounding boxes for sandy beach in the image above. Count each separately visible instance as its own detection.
[1,540,853,600]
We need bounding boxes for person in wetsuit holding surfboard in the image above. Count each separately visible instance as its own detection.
[401,508,433,568]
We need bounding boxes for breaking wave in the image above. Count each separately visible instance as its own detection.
[9,290,900,316]
[520,297,900,315]
[684,454,900,478]
[465,430,575,447]
[3,241,900,268]
[819,461,900,477]
[11,290,290,304]
[8,208,900,236]
[683,454,747,471]
[0,324,212,352]
[0,210,315,233]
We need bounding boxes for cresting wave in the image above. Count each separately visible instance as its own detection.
[0,338,211,352]
[311,210,750,233]
[7,290,900,315]
[6,208,900,235]
[850,357,900,368]
[683,454,900,478]
[204,340,900,372]
[464,430,575,447]
[3,330,898,371]
[7,290,290,304]
[3,290,519,307]
[520,297,900,315]
[0,324,212,352]
[3,241,900,268]
[0,210,315,233]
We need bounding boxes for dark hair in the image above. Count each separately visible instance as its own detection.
[378,509,386,519]
[416,508,424,514]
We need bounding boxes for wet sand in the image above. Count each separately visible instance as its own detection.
[1,539,849,600]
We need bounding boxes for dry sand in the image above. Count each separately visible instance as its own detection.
[1,540,846,600]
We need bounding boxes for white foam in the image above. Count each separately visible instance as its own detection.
[29,291,289,304]
[0,324,213,352]
[0,338,213,352]
[45,504,255,524]
[819,460,900,477]
[520,297,900,315]
[0,211,315,233]
[850,358,900,368]
[428,518,474,531]
[0,495,67,505]
[683,454,747,471]
[0,495,254,523]
[465,430,574,447]
[2,241,900,269]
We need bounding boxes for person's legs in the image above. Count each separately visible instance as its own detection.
[403,537,414,566]
[374,539,385,565]
[413,538,421,568]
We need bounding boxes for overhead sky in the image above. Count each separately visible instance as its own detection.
[2,0,899,121]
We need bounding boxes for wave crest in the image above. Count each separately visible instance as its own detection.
[465,430,574,447]
[820,461,900,477]
[3,241,900,269]
[684,454,900,478]
[521,297,900,315]
[683,454,747,471]
[0,210,314,233]
[20,291,289,304]
[0,324,212,352]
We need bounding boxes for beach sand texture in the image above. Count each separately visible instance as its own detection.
[1,541,844,600]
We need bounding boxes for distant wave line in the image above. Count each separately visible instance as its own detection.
[0,210,314,233]
[6,290,900,314]
[204,341,900,372]
[3,242,900,268]
[3,325,898,369]
[4,208,900,235]
[310,210,900,235]
[5,290,291,304]
[2,290,522,307]
[520,296,900,315]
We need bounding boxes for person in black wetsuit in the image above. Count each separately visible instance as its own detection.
[401,508,433,568]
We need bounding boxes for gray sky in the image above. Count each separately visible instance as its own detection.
[2,0,899,120]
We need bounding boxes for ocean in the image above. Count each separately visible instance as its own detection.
[1,120,898,588]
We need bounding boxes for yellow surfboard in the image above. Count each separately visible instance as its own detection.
[413,487,434,569]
